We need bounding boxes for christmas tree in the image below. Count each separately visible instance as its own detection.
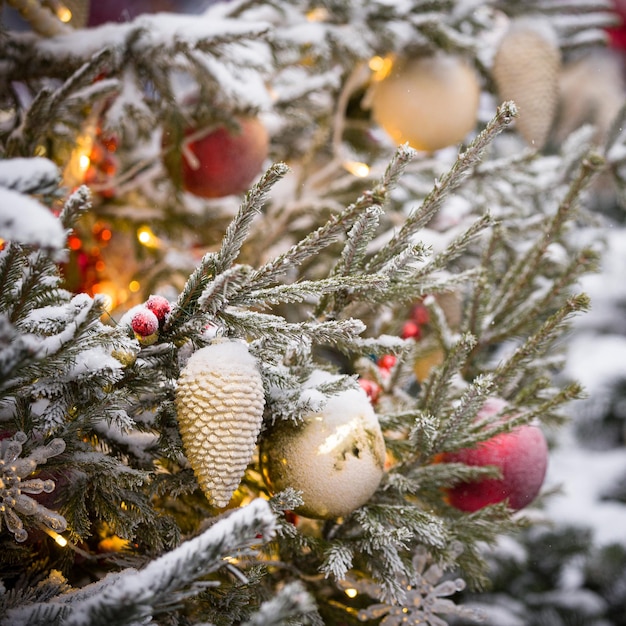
[0,0,623,624]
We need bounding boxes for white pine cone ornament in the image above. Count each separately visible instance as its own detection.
[175,340,265,508]
[492,19,561,149]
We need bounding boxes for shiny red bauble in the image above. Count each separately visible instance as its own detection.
[440,423,549,512]
[177,117,269,199]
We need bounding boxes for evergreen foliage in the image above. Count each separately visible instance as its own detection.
[0,0,623,623]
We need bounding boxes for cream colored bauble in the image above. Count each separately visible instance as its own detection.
[260,374,386,519]
[369,54,481,152]
[492,19,561,149]
[175,340,265,508]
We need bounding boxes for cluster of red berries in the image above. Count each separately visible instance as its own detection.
[358,302,431,404]
[129,295,172,346]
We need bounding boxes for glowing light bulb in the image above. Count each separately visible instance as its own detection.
[128,280,141,293]
[343,161,370,178]
[344,588,358,599]
[369,55,394,81]
[57,6,72,23]
[137,226,160,248]
[42,526,68,547]
[306,7,329,21]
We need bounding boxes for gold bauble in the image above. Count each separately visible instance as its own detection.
[369,54,481,152]
[260,374,386,519]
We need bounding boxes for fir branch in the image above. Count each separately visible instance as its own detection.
[366,101,517,273]
[251,145,415,290]
[414,213,494,278]
[5,500,276,626]
[320,544,354,580]
[215,163,289,274]
[486,246,600,345]
[432,374,496,454]
[164,252,218,333]
[58,185,92,232]
[242,274,387,309]
[241,582,318,626]
[418,332,478,415]
[492,293,591,396]
[197,264,255,316]
[489,152,604,324]
[220,307,366,349]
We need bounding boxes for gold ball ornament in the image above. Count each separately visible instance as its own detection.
[175,340,266,508]
[492,19,561,149]
[260,374,386,519]
[369,54,481,152]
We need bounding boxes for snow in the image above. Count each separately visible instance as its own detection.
[544,225,626,548]
[0,187,65,251]
[36,12,270,59]
[0,157,59,194]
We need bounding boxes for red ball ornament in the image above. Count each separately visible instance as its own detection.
[176,117,269,199]
[145,294,171,327]
[440,423,548,512]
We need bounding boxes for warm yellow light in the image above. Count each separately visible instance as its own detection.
[343,160,370,178]
[137,226,159,248]
[306,7,329,21]
[78,154,91,172]
[57,6,72,23]
[34,144,47,157]
[128,280,141,293]
[43,526,68,547]
[369,55,394,81]
[344,588,358,599]
[92,281,118,311]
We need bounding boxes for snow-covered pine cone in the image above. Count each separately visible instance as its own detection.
[492,19,561,149]
[175,340,265,508]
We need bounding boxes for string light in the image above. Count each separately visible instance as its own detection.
[343,160,370,178]
[56,5,72,23]
[344,588,358,599]
[306,7,329,21]
[42,526,68,547]
[368,55,394,81]
[137,226,160,249]
[128,280,141,293]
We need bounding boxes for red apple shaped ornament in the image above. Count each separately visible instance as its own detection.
[178,117,269,199]
[439,400,548,512]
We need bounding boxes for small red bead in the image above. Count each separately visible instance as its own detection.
[401,320,422,340]
[358,378,381,404]
[412,304,430,326]
[378,354,397,370]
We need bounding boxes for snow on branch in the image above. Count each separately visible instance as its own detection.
[5,499,276,626]
[0,187,65,252]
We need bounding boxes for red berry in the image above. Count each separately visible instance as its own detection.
[377,354,397,371]
[440,423,548,512]
[145,295,171,326]
[412,304,430,326]
[130,307,159,337]
[401,320,422,340]
[358,378,381,404]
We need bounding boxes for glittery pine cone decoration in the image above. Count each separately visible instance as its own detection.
[175,340,265,508]
[492,19,561,149]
